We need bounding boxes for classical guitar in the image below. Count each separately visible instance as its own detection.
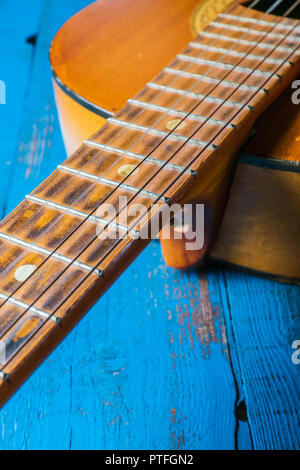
[0,0,299,407]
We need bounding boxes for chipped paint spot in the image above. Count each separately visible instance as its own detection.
[166,119,186,131]
[14,264,36,282]
[109,414,120,426]
[172,271,227,358]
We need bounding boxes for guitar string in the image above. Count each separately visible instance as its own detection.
[0,3,299,375]
[0,0,296,318]
[0,0,265,286]
[0,0,287,300]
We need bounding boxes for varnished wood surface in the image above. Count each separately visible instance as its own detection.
[211,162,300,279]
[50,0,229,116]
[0,0,299,450]
[51,0,237,154]
[53,79,106,155]
[245,79,300,163]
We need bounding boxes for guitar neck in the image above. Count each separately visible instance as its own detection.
[0,3,299,406]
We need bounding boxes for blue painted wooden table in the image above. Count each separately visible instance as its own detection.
[0,0,299,451]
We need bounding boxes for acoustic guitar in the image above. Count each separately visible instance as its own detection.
[0,0,299,407]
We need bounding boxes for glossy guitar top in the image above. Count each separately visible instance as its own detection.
[50,0,236,154]
[50,0,235,115]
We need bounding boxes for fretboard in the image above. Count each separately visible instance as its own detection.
[0,4,299,405]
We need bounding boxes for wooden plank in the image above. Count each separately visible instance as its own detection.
[0,0,297,451]
[0,0,44,217]
[77,253,238,451]
[0,242,242,449]
[222,270,300,450]
[216,269,253,449]
[2,0,90,216]
[0,0,94,451]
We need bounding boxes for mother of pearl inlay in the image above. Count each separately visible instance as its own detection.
[14,264,37,283]
[118,164,139,177]
[166,119,186,131]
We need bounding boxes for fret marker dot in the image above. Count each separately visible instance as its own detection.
[118,164,139,177]
[167,119,186,131]
[14,264,36,282]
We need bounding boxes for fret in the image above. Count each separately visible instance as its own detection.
[0,302,59,355]
[82,140,193,175]
[0,239,40,283]
[0,308,58,376]
[206,24,298,52]
[27,178,170,236]
[0,309,57,367]
[65,140,188,199]
[108,117,215,149]
[170,55,279,90]
[191,35,294,64]
[217,6,299,32]
[0,238,99,312]
[128,98,237,128]
[48,219,131,269]
[136,82,249,127]
[0,199,95,255]
[0,264,99,366]
[0,292,58,323]
[90,119,213,172]
[0,304,24,339]
[90,115,205,173]
[0,231,101,275]
[25,194,138,237]
[177,53,273,78]
[148,82,244,109]
[219,13,299,31]
[210,21,299,42]
[199,31,294,54]
[186,41,295,74]
[156,68,262,110]
[164,65,263,96]
[0,199,133,274]
[57,164,164,202]
[184,44,284,74]
[0,224,141,368]
[0,243,99,314]
[31,166,168,218]
[86,137,212,172]
[119,99,233,149]
[188,42,284,65]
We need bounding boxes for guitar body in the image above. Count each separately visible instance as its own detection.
[50,0,234,154]
[50,0,300,282]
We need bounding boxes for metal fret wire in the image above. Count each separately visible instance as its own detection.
[0,0,264,279]
[0,0,284,294]
[0,1,299,376]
